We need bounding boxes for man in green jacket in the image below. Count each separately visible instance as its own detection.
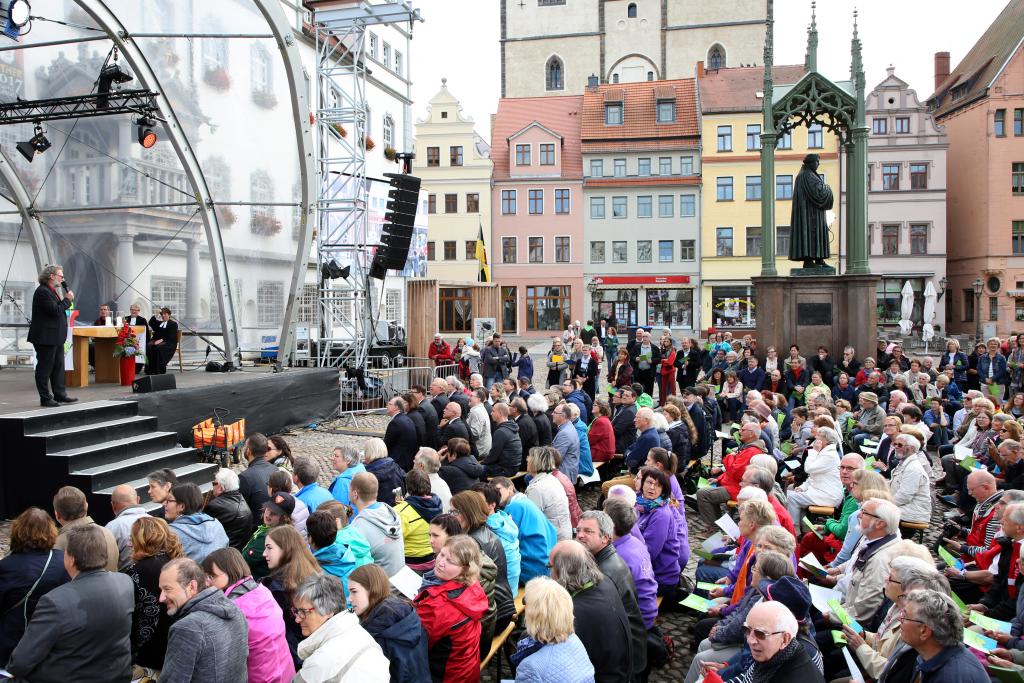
[797,453,864,566]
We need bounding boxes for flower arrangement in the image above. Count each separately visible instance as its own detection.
[365,136,376,151]
[113,322,140,358]
[252,89,278,109]
[383,146,397,161]
[250,213,283,235]
[331,123,347,138]
[204,67,232,91]
[216,206,237,227]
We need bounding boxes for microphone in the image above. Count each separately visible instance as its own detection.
[60,281,69,291]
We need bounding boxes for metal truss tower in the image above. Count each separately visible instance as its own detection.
[313,1,420,369]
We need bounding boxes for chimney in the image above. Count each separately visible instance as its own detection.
[934,51,950,91]
[696,60,705,78]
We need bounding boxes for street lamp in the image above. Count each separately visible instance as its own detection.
[973,277,984,343]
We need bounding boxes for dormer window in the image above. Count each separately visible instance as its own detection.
[656,100,675,123]
[605,103,623,125]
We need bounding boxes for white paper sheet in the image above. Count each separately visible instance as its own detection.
[389,565,423,600]
[954,444,973,461]
[808,582,842,615]
[715,513,741,540]
[701,532,726,552]
[842,646,865,683]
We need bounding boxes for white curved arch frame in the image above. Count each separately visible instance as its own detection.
[0,148,55,271]
[72,0,242,365]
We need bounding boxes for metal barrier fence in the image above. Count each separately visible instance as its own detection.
[335,358,460,429]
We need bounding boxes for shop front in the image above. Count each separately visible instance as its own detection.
[588,275,697,336]
[708,284,757,330]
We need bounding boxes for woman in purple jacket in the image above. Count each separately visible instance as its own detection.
[635,467,683,602]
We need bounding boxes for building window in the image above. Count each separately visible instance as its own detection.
[658,195,673,218]
[605,103,623,125]
[963,289,975,322]
[444,194,457,213]
[612,241,627,263]
[369,33,378,59]
[1016,109,1024,136]
[439,287,472,332]
[716,228,733,256]
[707,44,724,70]
[638,158,651,176]
[637,195,652,218]
[529,189,543,214]
[382,115,394,149]
[610,159,626,178]
[882,163,900,191]
[778,130,792,149]
[895,117,910,134]
[648,289,693,327]
[539,143,555,165]
[502,286,517,333]
[776,175,793,200]
[515,144,531,165]
[881,225,900,255]
[807,123,823,148]
[776,226,791,256]
[256,281,284,327]
[659,157,672,175]
[612,196,627,218]
[554,188,570,214]
[680,239,695,261]
[250,44,272,97]
[910,163,928,190]
[383,42,391,68]
[1013,163,1024,195]
[657,100,675,123]
[427,147,439,167]
[501,190,516,214]
[529,236,544,263]
[590,159,604,177]
[590,241,605,263]
[637,240,652,263]
[450,146,463,166]
[991,296,1000,321]
[996,109,1006,137]
[1017,299,1024,323]
[711,286,756,328]
[647,71,654,81]
[745,175,762,201]
[465,240,475,260]
[152,277,186,320]
[872,118,887,135]
[717,125,732,152]
[1014,221,1024,255]
[526,286,571,332]
[680,156,694,174]
[443,241,456,260]
[427,194,436,214]
[546,56,564,91]
[502,237,517,263]
[910,224,928,255]
[877,279,923,324]
[627,2,637,18]
[590,197,605,218]
[555,236,570,263]
[201,36,229,76]
[716,177,733,201]
[466,193,479,213]
[680,194,696,217]
[746,124,761,150]
[427,241,436,260]
[658,240,673,262]
[746,227,762,256]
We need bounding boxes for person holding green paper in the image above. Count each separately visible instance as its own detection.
[978,336,1009,403]
[796,454,864,566]
[893,589,988,683]
[830,499,901,627]
[965,503,1024,623]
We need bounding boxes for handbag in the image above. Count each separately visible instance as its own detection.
[2,550,54,628]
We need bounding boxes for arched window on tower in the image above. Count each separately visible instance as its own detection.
[627,3,637,18]
[546,56,564,91]
[708,44,725,71]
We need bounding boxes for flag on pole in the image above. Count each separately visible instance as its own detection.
[476,223,490,282]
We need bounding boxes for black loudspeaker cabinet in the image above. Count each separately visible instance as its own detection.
[132,374,177,393]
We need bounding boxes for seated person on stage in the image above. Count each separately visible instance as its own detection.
[146,306,178,374]
[93,303,113,326]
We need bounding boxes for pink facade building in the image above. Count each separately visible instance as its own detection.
[491,96,585,338]
[929,0,1024,337]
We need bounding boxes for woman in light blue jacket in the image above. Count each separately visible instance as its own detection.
[512,578,595,683]
[164,482,228,563]
[327,445,366,506]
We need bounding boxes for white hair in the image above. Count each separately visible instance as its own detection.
[749,454,778,477]
[563,402,580,420]
[651,412,668,431]
[754,601,799,636]
[865,498,901,533]
[470,373,483,385]
[215,468,239,492]
[815,427,842,448]
[737,487,768,503]
[527,393,549,414]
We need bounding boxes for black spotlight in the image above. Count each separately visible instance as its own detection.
[0,0,30,41]
[319,259,350,283]
[136,115,157,148]
[16,124,50,163]
[97,62,133,108]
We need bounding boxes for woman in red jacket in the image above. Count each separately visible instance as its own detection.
[587,399,616,462]
[658,337,678,406]
[414,534,488,683]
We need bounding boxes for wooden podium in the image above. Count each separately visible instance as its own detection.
[65,326,146,388]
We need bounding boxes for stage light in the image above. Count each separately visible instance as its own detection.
[320,259,351,282]
[136,116,157,148]
[0,1,31,41]
[16,124,50,162]
[97,62,133,108]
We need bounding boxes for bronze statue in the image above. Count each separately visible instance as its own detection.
[788,153,834,268]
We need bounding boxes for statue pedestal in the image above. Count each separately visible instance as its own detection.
[753,274,880,358]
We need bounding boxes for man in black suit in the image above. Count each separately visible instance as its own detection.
[429,377,451,421]
[384,396,419,471]
[237,433,277,523]
[146,306,178,374]
[8,525,134,682]
[27,264,77,407]
[439,401,473,455]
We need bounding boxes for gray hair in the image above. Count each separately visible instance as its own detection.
[362,437,387,463]
[865,499,901,533]
[756,550,796,581]
[214,468,239,492]
[337,445,361,467]
[579,510,613,540]
[650,412,668,431]
[295,573,346,616]
[38,264,62,285]
[1001,439,1023,455]
[414,447,441,474]
[815,427,842,448]
[563,402,580,421]
[896,564,951,595]
[756,525,796,557]
[737,487,768,502]
[896,432,922,452]
[754,601,798,636]
[903,589,963,647]
[1002,490,1024,505]
[1004,503,1024,526]
[744,465,775,494]
[749,454,778,477]
[527,393,549,415]
[550,542,603,594]
[602,497,637,538]
[469,373,483,385]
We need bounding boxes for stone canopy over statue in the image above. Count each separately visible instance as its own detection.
[788,153,834,269]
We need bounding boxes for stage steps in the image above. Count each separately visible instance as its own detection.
[0,400,217,523]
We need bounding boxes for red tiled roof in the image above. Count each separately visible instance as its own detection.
[928,0,1024,118]
[698,65,806,113]
[584,176,701,188]
[581,79,699,142]
[491,96,584,180]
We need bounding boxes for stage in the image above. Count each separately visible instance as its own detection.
[0,365,341,444]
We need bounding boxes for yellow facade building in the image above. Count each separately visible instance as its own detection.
[413,80,493,281]
[698,65,841,332]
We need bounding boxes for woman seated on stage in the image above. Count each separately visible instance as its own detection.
[145,306,178,375]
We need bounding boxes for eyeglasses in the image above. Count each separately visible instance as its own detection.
[743,625,786,640]
[897,608,926,625]
[887,576,902,586]
[861,510,880,520]
[163,497,177,504]
[291,606,315,620]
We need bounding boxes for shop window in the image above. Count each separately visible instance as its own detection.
[593,289,638,329]
[711,286,755,328]
[877,279,923,324]
[526,286,571,331]
[647,289,693,328]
